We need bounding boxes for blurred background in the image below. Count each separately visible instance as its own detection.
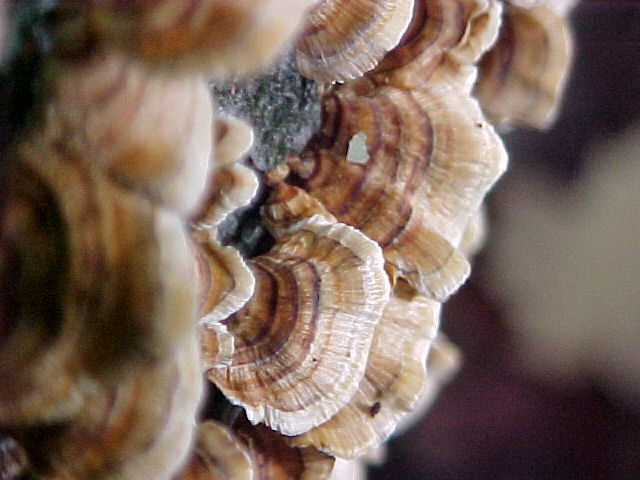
[371,1,640,479]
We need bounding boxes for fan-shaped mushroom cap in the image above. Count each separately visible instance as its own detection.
[325,459,366,480]
[439,0,503,90]
[237,422,335,480]
[294,0,415,83]
[190,114,258,230]
[192,229,255,327]
[281,81,506,300]
[290,280,439,458]
[207,216,390,436]
[47,52,213,216]
[175,420,335,480]
[474,2,573,129]
[0,157,85,425]
[0,137,198,425]
[368,0,502,89]
[18,333,203,480]
[61,0,315,76]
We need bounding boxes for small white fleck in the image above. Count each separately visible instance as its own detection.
[347,132,369,164]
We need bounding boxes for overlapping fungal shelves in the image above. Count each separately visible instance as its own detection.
[0,1,576,479]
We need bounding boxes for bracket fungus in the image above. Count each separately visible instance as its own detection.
[0,139,197,426]
[193,230,253,367]
[261,183,338,239]
[206,215,390,436]
[0,0,579,478]
[47,52,214,217]
[54,0,317,77]
[15,334,203,480]
[277,78,506,300]
[175,420,334,480]
[368,0,503,89]
[294,0,415,83]
[289,280,440,458]
[192,162,259,232]
[474,0,574,129]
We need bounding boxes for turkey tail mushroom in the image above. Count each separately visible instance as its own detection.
[278,81,506,300]
[368,0,502,89]
[458,207,488,259]
[174,420,334,480]
[394,334,462,436]
[474,1,574,129]
[193,230,255,367]
[294,0,415,83]
[48,52,213,217]
[0,140,198,425]
[206,215,390,436]
[290,280,440,459]
[261,183,337,238]
[191,162,259,232]
[172,421,253,480]
[16,333,203,480]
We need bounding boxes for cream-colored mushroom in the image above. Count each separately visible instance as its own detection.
[207,215,390,436]
[173,421,253,480]
[474,1,574,129]
[212,116,255,167]
[174,420,335,480]
[47,52,213,216]
[369,0,502,89]
[0,138,197,425]
[290,280,440,458]
[261,183,337,238]
[279,80,506,300]
[16,332,203,480]
[191,163,259,232]
[295,0,415,82]
[458,207,488,259]
[193,230,255,367]
[394,334,462,436]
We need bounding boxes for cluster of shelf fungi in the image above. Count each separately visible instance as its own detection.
[0,1,574,478]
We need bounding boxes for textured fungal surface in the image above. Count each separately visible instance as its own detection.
[47,52,214,215]
[17,335,203,480]
[0,0,579,478]
[290,280,440,458]
[474,1,573,129]
[207,216,390,435]
[280,80,507,300]
[175,420,335,480]
[54,0,316,75]
[295,0,415,82]
[369,0,503,89]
